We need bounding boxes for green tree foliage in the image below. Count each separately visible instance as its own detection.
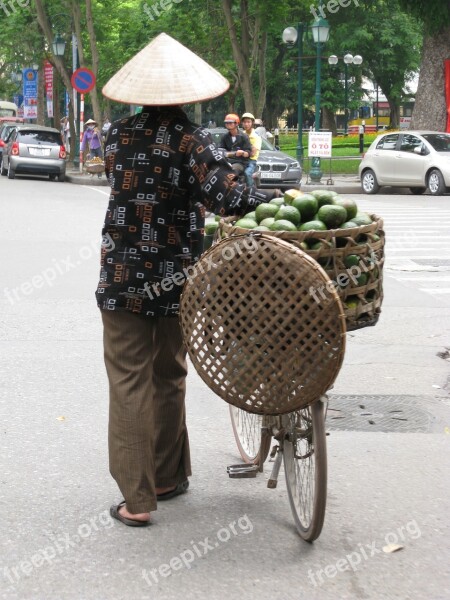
[0,0,425,130]
[398,0,450,33]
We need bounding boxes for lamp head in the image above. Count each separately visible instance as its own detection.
[52,34,66,57]
[311,17,330,45]
[282,26,298,47]
[344,53,353,64]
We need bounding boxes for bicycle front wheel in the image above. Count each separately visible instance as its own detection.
[282,398,327,542]
[229,405,269,464]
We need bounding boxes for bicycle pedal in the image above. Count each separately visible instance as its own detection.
[227,464,259,478]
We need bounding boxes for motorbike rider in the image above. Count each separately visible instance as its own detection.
[241,112,262,187]
[218,113,252,181]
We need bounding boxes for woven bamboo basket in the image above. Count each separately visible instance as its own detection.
[180,234,346,415]
[217,215,385,331]
[85,160,105,174]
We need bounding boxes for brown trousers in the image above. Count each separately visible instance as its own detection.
[101,310,191,513]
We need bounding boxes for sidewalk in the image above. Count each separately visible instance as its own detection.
[301,173,362,194]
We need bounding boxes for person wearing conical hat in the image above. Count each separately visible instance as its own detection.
[97,33,281,527]
[80,118,103,177]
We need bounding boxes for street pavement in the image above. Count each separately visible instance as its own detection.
[0,175,449,600]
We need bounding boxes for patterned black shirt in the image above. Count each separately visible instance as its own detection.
[96,107,274,317]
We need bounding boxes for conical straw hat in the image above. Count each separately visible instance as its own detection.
[102,33,230,105]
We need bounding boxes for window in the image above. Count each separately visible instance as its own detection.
[422,133,450,152]
[400,134,422,153]
[17,131,62,145]
[376,134,399,150]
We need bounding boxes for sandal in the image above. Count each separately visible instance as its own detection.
[157,480,189,501]
[110,501,151,527]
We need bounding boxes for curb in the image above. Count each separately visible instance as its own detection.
[65,172,109,186]
[64,172,363,194]
[301,183,362,194]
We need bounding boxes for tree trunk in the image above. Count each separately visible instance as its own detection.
[34,0,76,162]
[384,93,400,129]
[221,0,255,113]
[411,27,450,130]
[322,106,336,136]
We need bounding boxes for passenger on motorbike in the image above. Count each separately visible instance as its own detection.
[241,112,262,187]
[218,114,252,182]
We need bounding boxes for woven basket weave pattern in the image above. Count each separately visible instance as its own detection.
[180,235,346,415]
[85,162,105,174]
[217,215,384,331]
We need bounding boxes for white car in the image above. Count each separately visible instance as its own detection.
[359,130,450,195]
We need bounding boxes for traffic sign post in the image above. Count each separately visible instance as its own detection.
[307,131,333,185]
[71,69,95,172]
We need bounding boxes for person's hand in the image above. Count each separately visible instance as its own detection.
[235,150,245,157]
[274,188,283,198]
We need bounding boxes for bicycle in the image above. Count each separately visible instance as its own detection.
[180,233,346,543]
[229,397,328,542]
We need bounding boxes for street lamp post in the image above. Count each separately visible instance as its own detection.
[375,82,379,132]
[282,24,304,163]
[309,15,330,183]
[328,53,363,135]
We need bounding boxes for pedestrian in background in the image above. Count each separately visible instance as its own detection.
[254,118,268,140]
[81,119,103,178]
[97,33,282,528]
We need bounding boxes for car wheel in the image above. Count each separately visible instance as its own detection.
[410,187,426,195]
[7,163,15,179]
[361,169,379,194]
[0,159,7,177]
[427,169,446,195]
[57,174,65,182]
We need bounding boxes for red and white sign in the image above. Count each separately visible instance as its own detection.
[44,60,54,118]
[44,60,53,98]
[400,117,411,130]
[308,131,332,158]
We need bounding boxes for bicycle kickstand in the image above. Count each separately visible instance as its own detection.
[267,446,283,489]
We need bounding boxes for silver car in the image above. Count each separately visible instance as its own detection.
[359,130,450,195]
[207,127,302,189]
[1,124,67,182]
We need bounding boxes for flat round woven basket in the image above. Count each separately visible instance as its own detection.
[85,161,105,174]
[179,233,346,415]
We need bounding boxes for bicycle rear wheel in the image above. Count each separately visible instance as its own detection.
[229,406,270,464]
[282,398,327,542]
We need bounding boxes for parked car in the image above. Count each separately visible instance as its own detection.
[359,130,450,195]
[207,127,302,189]
[1,124,66,181]
[0,120,23,163]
